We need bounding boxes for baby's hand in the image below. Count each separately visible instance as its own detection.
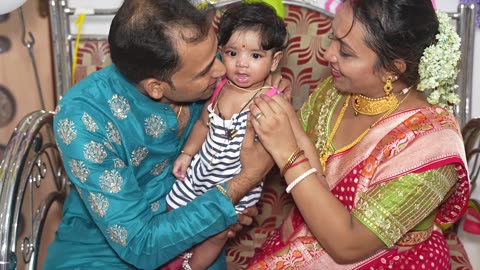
[172,154,192,180]
[265,85,291,104]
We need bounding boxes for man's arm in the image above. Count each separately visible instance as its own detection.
[54,102,239,269]
[225,118,274,203]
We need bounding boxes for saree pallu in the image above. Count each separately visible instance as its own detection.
[248,78,470,269]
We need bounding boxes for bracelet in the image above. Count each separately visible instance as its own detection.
[289,157,309,170]
[286,168,317,193]
[216,184,232,203]
[281,148,304,176]
[180,150,193,158]
[182,252,193,270]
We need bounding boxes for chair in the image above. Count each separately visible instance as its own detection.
[0,0,477,269]
[448,118,480,269]
[0,111,68,270]
[463,118,480,192]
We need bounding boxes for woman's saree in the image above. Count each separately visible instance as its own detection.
[248,78,470,269]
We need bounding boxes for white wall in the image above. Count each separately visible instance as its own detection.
[67,0,121,35]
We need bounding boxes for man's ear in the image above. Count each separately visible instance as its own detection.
[141,78,169,100]
[270,51,284,72]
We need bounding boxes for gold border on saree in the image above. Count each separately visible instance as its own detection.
[397,226,434,246]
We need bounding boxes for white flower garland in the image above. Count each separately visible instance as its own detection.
[417,10,461,112]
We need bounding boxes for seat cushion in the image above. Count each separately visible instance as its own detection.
[445,230,474,270]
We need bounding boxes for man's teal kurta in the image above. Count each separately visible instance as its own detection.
[44,65,237,269]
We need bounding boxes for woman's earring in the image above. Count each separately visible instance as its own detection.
[384,75,393,96]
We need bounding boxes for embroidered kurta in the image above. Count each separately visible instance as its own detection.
[44,65,237,269]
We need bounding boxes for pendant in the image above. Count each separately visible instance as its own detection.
[223,129,238,140]
[320,152,328,172]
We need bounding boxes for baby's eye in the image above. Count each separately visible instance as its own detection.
[252,53,261,59]
[226,51,236,57]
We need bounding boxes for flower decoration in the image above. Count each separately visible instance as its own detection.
[417,10,461,112]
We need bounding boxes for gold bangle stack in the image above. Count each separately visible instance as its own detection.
[281,148,304,176]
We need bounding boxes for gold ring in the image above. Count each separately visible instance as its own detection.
[255,112,263,120]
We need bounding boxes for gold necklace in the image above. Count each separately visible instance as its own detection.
[320,95,350,171]
[227,80,270,93]
[176,105,183,119]
[351,87,412,116]
[208,88,262,165]
[320,90,411,172]
[352,93,398,116]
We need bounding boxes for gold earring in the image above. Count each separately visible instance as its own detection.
[384,75,393,96]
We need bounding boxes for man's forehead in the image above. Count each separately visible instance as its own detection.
[174,29,218,78]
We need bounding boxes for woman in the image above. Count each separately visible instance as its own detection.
[247,0,470,268]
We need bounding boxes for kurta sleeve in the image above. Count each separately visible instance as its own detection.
[54,95,237,269]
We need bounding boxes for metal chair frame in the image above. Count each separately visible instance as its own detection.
[0,111,68,270]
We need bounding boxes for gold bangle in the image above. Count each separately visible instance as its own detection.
[216,184,232,203]
[281,147,299,172]
[281,149,304,176]
[180,150,193,158]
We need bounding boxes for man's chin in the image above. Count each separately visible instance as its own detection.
[203,85,216,97]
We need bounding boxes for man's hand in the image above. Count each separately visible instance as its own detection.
[227,207,259,238]
[226,121,274,204]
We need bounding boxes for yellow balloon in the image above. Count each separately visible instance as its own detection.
[244,0,285,19]
[196,0,285,20]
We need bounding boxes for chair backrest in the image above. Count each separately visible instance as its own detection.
[48,0,476,117]
[0,110,68,270]
[462,118,480,193]
[450,3,477,127]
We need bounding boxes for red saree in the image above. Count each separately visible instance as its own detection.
[248,78,470,269]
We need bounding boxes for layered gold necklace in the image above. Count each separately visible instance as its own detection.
[320,89,411,172]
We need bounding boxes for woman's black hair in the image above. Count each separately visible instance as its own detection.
[345,0,439,86]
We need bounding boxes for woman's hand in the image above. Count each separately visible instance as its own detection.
[266,73,292,102]
[249,94,299,165]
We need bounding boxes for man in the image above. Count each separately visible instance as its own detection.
[44,0,280,268]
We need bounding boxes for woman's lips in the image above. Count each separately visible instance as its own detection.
[331,66,342,78]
